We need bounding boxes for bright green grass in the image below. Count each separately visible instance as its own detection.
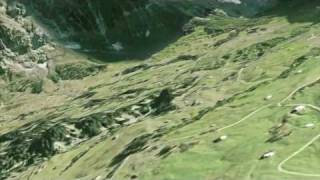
[5,3,320,180]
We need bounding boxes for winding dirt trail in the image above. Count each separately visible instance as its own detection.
[111,78,320,179]
[165,76,320,144]
[275,77,320,177]
[163,104,272,144]
[110,156,131,180]
[279,77,320,105]
[277,133,320,177]
[277,103,320,177]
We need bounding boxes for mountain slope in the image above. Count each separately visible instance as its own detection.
[18,0,277,59]
[1,1,320,180]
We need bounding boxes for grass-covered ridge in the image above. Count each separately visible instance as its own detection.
[1,1,320,180]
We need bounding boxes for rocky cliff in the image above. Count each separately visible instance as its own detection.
[0,0,55,92]
[17,0,277,59]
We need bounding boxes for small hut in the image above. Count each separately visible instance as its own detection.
[259,151,275,160]
[213,135,228,143]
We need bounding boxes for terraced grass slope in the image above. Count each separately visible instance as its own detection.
[1,1,320,180]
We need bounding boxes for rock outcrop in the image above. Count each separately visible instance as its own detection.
[0,0,53,82]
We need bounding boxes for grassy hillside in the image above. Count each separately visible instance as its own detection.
[1,1,320,180]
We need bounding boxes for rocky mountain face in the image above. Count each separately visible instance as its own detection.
[0,0,278,89]
[17,0,277,59]
[20,0,202,59]
[3,0,320,180]
[0,0,54,90]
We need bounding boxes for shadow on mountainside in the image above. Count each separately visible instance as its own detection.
[20,0,212,62]
[263,0,320,24]
[19,0,320,62]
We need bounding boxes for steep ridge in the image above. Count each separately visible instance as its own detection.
[21,0,207,59]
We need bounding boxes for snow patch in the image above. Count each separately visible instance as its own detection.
[218,0,242,4]
[112,42,124,51]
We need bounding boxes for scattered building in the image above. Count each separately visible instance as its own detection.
[259,151,275,160]
[291,105,306,114]
[213,135,228,143]
[264,95,273,101]
[305,123,315,128]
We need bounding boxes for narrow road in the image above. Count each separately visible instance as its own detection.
[162,77,320,144]
[110,156,131,180]
[277,134,320,177]
[108,103,273,179]
[277,103,320,177]
[164,103,272,144]
[110,79,320,179]
[216,104,272,132]
[279,77,320,105]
